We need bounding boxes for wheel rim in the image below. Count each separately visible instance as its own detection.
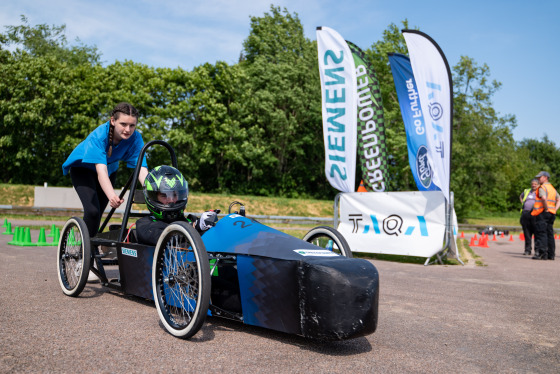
[59,223,84,290]
[156,233,201,329]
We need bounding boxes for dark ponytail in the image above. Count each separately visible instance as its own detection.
[108,102,139,157]
[107,124,115,157]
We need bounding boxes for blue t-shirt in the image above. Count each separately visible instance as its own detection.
[62,121,148,176]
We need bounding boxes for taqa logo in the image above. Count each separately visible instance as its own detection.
[416,146,432,188]
[348,213,429,237]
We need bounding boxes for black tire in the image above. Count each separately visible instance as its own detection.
[152,222,211,339]
[303,226,353,258]
[57,217,91,297]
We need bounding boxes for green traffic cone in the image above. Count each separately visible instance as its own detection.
[1,218,8,228]
[35,227,50,246]
[47,224,56,237]
[22,227,36,246]
[7,227,18,245]
[50,226,60,246]
[2,222,14,235]
[8,227,21,246]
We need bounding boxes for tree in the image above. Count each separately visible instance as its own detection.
[451,56,523,215]
[240,5,326,197]
[0,17,102,185]
[2,15,100,65]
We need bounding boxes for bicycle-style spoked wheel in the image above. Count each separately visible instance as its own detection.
[152,222,210,339]
[303,226,353,258]
[57,217,91,297]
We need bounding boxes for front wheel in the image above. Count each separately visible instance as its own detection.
[152,222,211,339]
[57,217,91,297]
[303,226,353,258]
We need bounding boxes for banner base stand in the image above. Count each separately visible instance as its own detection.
[424,252,445,266]
[424,246,465,266]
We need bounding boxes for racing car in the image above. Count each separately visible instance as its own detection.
[56,141,379,341]
[478,226,510,236]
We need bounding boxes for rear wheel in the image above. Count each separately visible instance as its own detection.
[152,222,211,339]
[57,217,91,297]
[303,226,353,258]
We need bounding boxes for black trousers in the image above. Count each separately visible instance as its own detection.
[520,210,535,253]
[70,167,117,237]
[534,212,556,259]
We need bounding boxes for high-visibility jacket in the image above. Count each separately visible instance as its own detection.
[531,183,557,216]
[520,188,531,213]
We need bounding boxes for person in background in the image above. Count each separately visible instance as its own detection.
[520,179,539,255]
[531,171,560,260]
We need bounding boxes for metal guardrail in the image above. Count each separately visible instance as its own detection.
[6,205,553,231]
[0,205,333,225]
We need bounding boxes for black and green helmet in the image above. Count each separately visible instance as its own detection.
[143,165,188,222]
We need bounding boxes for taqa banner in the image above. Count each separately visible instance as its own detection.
[337,191,446,257]
[388,53,440,192]
[347,40,388,192]
[316,26,357,193]
[402,30,452,201]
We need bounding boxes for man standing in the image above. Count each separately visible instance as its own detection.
[531,171,560,260]
[520,179,539,255]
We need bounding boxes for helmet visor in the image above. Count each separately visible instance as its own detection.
[146,188,187,208]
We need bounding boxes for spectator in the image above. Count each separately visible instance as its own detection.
[520,179,539,255]
[531,171,560,260]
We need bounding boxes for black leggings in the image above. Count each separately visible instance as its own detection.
[70,167,117,237]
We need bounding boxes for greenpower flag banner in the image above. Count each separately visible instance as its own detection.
[346,41,388,192]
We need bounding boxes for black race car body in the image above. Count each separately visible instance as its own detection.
[115,214,379,340]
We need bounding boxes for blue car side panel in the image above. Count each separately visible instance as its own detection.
[201,214,321,260]
[237,255,301,335]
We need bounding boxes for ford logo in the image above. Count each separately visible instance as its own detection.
[416,146,432,188]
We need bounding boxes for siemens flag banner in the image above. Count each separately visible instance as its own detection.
[388,53,440,192]
[402,30,453,201]
[316,27,357,192]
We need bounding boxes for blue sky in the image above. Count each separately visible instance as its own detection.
[2,0,559,146]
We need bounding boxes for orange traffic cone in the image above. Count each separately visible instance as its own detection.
[474,233,478,240]
[520,232,525,241]
[460,231,465,238]
[492,233,497,241]
[500,232,504,238]
[480,236,489,248]
[469,236,476,246]
[509,234,514,242]
[357,180,367,192]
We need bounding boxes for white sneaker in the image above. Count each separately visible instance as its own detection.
[87,271,100,283]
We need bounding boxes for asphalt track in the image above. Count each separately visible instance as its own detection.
[1,225,559,373]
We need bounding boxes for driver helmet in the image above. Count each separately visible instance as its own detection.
[143,165,188,222]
